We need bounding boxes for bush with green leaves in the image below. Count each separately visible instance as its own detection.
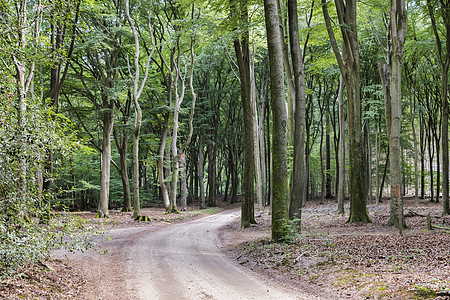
[0,72,101,279]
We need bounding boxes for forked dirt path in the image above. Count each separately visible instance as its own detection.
[57,209,314,299]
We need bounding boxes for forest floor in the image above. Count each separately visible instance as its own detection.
[1,196,450,299]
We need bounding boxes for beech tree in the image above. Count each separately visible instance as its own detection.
[231,0,256,228]
[287,0,307,225]
[125,0,155,219]
[388,0,407,231]
[426,0,450,215]
[263,0,289,242]
[321,0,371,223]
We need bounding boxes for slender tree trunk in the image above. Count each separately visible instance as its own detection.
[429,130,435,202]
[198,134,206,209]
[264,0,289,241]
[442,69,450,213]
[375,121,380,204]
[233,0,256,227]
[288,0,307,223]
[207,143,217,207]
[98,112,114,218]
[117,130,132,211]
[405,65,419,206]
[259,93,267,206]
[337,75,345,214]
[132,101,142,219]
[250,56,263,208]
[158,114,170,209]
[179,154,187,211]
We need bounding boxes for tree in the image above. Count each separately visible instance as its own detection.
[321,0,371,223]
[125,0,155,219]
[263,0,289,241]
[231,0,256,228]
[287,0,307,226]
[388,0,407,231]
[426,0,450,215]
[69,0,126,218]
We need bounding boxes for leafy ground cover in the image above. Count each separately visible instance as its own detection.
[222,197,450,299]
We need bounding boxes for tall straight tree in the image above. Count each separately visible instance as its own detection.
[321,0,371,223]
[426,0,450,215]
[287,0,307,224]
[231,0,256,228]
[388,0,407,232]
[125,0,155,219]
[263,0,289,241]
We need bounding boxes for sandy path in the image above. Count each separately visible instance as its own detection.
[57,209,311,299]
[124,209,307,299]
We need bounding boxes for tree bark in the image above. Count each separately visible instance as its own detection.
[179,154,187,211]
[98,111,113,218]
[405,64,419,206]
[387,0,407,231]
[233,0,256,227]
[264,0,289,241]
[337,75,345,214]
[158,114,170,209]
[198,134,206,209]
[287,0,307,224]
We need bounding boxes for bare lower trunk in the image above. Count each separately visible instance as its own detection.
[158,115,170,209]
[250,58,263,208]
[288,0,306,223]
[337,75,345,214]
[132,103,142,219]
[179,154,187,211]
[199,134,205,209]
[98,113,114,218]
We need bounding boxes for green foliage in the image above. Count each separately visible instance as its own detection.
[0,211,103,279]
[279,216,302,244]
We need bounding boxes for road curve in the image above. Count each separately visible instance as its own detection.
[124,209,307,300]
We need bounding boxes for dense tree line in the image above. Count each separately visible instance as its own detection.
[1,0,450,249]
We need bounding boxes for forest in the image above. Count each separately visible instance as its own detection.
[1,0,450,298]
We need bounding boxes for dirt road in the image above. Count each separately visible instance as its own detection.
[60,209,310,299]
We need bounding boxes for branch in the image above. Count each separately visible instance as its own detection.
[321,0,346,78]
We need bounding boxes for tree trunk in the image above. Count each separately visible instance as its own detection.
[250,56,263,208]
[288,0,307,223]
[442,69,450,214]
[264,0,289,241]
[405,65,419,206]
[179,153,187,211]
[207,142,217,207]
[158,114,170,209]
[132,101,142,219]
[98,111,113,218]
[387,0,407,231]
[326,116,332,199]
[337,75,345,214]
[116,128,132,211]
[233,0,256,227]
[198,134,206,209]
